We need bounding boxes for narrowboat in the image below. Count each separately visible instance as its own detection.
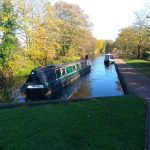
[21,57,91,100]
[104,54,114,65]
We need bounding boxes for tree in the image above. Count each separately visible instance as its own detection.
[133,6,150,57]
[96,40,105,54]
[27,2,59,66]
[134,5,150,29]
[115,27,149,57]
[54,1,95,60]
[54,1,91,29]
[0,0,18,66]
[115,5,150,58]
[105,40,113,53]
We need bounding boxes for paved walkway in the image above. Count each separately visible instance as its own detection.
[115,58,150,150]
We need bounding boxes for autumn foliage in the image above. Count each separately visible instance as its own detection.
[0,0,98,78]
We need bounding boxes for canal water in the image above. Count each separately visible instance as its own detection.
[0,55,124,103]
[70,55,124,99]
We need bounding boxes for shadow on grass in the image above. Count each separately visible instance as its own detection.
[125,59,150,77]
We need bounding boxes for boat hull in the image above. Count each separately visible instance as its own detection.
[104,54,114,65]
[104,60,114,65]
[25,64,91,101]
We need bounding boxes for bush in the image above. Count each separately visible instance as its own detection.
[5,54,36,77]
[143,51,150,61]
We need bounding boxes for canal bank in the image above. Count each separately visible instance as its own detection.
[115,58,150,150]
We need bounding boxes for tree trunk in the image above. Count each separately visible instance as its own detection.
[137,45,142,58]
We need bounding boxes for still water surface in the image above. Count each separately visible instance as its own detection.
[70,55,124,99]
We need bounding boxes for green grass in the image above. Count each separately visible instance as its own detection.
[125,59,150,78]
[0,95,146,150]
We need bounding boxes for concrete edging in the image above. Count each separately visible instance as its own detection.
[0,95,125,109]
[114,62,128,95]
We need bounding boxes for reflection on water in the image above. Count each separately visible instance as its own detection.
[70,55,124,99]
[0,55,124,103]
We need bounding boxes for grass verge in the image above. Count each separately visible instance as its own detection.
[0,95,146,150]
[125,59,150,78]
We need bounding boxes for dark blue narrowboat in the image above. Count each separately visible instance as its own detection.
[104,54,114,65]
[21,57,91,100]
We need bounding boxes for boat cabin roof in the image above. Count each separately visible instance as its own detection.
[35,61,81,73]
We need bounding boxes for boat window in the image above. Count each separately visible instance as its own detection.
[73,65,76,70]
[45,70,56,81]
[62,68,66,76]
[66,66,73,74]
[56,69,61,78]
[76,64,81,69]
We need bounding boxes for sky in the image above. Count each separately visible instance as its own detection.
[52,0,148,41]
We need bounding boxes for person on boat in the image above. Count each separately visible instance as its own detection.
[85,54,89,59]
[85,54,91,66]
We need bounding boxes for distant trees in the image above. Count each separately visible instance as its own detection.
[115,6,150,59]
[96,40,105,54]
[96,40,114,54]
[105,40,114,53]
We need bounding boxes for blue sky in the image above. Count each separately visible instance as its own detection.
[52,0,147,40]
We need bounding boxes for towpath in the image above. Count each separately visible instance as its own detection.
[115,58,150,150]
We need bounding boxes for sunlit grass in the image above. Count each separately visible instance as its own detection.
[0,95,146,150]
[125,59,150,78]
